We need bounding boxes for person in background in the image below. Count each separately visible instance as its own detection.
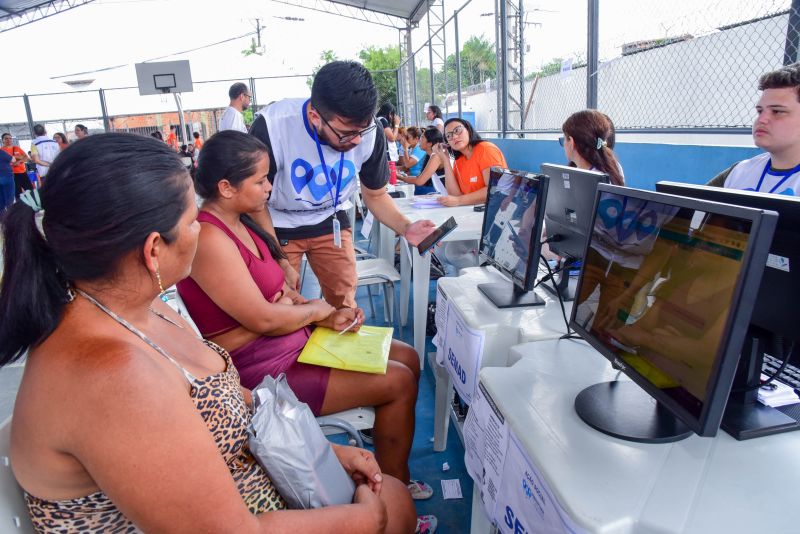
[425,105,444,133]
[377,103,401,162]
[432,118,507,206]
[707,62,800,196]
[150,130,164,142]
[193,131,204,151]
[0,133,415,534]
[397,126,425,176]
[73,124,89,140]
[30,124,61,181]
[398,127,446,195]
[0,142,13,212]
[1,132,31,199]
[166,125,179,151]
[560,109,625,186]
[53,132,69,152]
[219,82,251,133]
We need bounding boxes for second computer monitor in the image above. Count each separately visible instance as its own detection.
[477,167,549,308]
[541,163,610,260]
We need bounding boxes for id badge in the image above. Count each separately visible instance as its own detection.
[332,218,342,248]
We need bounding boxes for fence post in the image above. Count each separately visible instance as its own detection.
[22,94,34,140]
[785,0,800,65]
[499,0,509,137]
[455,10,462,119]
[99,89,110,132]
[249,77,258,110]
[587,0,599,109]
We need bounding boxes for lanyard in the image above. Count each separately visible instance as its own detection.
[312,126,345,214]
[754,158,800,194]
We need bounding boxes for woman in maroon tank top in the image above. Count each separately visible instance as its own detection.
[180,130,424,488]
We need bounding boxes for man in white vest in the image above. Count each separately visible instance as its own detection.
[708,63,800,196]
[29,124,60,180]
[249,61,435,309]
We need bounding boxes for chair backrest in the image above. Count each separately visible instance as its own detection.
[0,418,36,533]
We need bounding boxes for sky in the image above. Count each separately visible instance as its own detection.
[0,0,789,121]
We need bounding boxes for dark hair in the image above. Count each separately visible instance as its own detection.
[75,124,88,134]
[193,131,200,138]
[377,103,396,123]
[405,126,421,140]
[170,125,176,131]
[151,131,163,141]
[311,61,377,124]
[53,132,68,145]
[0,133,190,365]
[2,132,11,140]
[443,117,483,158]
[33,124,46,136]
[422,126,443,145]
[562,110,624,186]
[194,130,285,262]
[229,82,249,100]
[759,62,800,101]
[428,105,442,119]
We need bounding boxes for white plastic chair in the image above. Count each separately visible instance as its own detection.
[355,254,403,337]
[0,418,35,533]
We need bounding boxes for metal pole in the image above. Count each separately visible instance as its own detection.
[455,10,462,118]
[518,0,525,133]
[499,0,509,137]
[99,89,110,132]
[587,0,600,109]
[174,93,188,146]
[22,94,34,140]
[785,0,800,65]
[249,77,258,111]
[427,11,435,108]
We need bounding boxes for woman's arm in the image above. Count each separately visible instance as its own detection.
[190,223,334,335]
[438,166,490,206]
[399,154,442,186]
[432,143,461,196]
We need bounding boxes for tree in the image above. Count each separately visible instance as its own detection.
[358,45,401,106]
[442,35,497,91]
[307,50,339,89]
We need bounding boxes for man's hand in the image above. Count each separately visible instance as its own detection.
[279,259,300,290]
[437,195,461,207]
[317,307,365,332]
[403,219,437,246]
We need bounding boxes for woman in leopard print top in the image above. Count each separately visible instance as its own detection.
[0,134,416,533]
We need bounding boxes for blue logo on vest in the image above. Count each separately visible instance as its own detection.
[290,157,356,201]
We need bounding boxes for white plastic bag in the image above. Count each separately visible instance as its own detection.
[247,374,356,509]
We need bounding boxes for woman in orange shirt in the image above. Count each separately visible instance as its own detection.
[432,118,507,206]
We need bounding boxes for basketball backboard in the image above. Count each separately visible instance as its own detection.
[135,61,193,96]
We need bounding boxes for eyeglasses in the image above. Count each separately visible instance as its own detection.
[244,93,252,99]
[558,136,565,147]
[318,113,377,144]
[444,125,465,141]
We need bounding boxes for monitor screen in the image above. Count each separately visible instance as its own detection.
[570,184,776,441]
[541,163,609,260]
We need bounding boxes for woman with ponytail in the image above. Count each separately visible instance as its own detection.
[560,110,625,186]
[0,133,414,533]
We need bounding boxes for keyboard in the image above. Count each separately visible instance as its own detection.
[762,353,800,390]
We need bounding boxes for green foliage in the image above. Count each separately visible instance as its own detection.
[359,45,401,106]
[242,108,254,126]
[441,35,497,91]
[307,50,339,89]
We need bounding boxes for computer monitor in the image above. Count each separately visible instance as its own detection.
[571,184,777,443]
[477,167,549,309]
[656,181,800,439]
[540,163,610,300]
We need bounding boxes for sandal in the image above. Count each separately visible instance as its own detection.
[416,514,438,534]
[408,479,434,500]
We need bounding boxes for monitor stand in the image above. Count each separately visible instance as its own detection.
[721,332,799,440]
[575,381,693,443]
[478,282,545,309]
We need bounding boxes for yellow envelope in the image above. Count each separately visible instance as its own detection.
[297,325,393,374]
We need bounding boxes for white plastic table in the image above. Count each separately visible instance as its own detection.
[431,267,573,451]
[470,338,800,533]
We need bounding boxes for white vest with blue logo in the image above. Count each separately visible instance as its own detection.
[724,152,800,196]
[32,135,60,177]
[259,98,378,229]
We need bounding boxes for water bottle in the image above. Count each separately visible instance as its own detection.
[388,161,397,185]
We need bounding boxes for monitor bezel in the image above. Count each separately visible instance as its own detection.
[569,184,777,437]
[540,163,610,260]
[478,167,549,292]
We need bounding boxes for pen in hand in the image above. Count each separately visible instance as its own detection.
[337,316,360,336]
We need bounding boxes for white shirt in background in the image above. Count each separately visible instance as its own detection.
[219,106,247,133]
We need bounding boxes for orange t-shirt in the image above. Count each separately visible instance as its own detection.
[1,146,26,174]
[452,141,507,194]
[193,138,203,150]
[166,132,178,151]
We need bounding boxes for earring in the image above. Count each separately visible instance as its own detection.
[155,268,165,296]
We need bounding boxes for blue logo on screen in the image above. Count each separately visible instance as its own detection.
[597,197,658,241]
[290,157,356,200]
